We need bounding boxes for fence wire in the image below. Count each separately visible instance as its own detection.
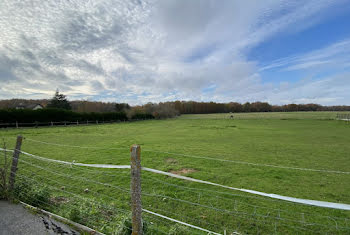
[1,142,350,234]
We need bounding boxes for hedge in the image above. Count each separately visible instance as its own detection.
[131,113,155,120]
[0,108,127,123]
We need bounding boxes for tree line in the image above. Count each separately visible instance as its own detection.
[1,91,350,123]
[126,101,350,119]
[169,101,350,114]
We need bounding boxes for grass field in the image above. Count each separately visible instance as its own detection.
[178,111,347,120]
[1,112,350,234]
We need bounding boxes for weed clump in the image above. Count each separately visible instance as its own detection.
[13,178,51,209]
[0,142,10,199]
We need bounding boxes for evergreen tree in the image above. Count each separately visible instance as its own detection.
[47,90,71,110]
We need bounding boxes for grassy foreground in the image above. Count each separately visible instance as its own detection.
[1,112,349,234]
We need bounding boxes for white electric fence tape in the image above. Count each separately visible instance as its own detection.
[1,148,349,211]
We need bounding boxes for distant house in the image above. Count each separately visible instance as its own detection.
[15,103,43,110]
[15,103,26,110]
[29,104,44,110]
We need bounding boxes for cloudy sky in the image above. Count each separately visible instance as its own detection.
[1,0,350,105]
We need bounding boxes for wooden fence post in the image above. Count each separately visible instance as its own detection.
[130,145,142,235]
[16,121,18,129]
[9,135,23,191]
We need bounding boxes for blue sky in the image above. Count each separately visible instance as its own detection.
[1,0,350,105]
[251,6,350,84]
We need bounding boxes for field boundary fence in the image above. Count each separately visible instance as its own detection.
[6,147,350,210]
[0,119,149,129]
[336,113,350,122]
[2,112,349,129]
[1,136,350,234]
[1,136,226,234]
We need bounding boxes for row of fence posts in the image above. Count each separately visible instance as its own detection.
[336,113,350,123]
[8,135,143,234]
[6,119,149,129]
[10,120,127,129]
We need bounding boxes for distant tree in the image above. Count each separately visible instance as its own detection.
[115,103,130,112]
[251,102,272,112]
[227,102,242,113]
[47,90,71,110]
[243,102,251,112]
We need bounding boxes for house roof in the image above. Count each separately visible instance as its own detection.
[16,103,43,109]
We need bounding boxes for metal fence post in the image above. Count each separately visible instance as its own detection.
[130,144,142,235]
[9,135,23,191]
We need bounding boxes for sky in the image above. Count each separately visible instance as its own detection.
[0,0,350,105]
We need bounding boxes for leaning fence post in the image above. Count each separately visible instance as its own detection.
[9,135,23,191]
[130,144,142,235]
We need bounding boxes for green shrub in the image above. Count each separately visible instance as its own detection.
[116,214,148,235]
[68,201,95,225]
[0,144,10,199]
[131,113,154,120]
[168,224,190,234]
[0,169,8,199]
[13,179,51,209]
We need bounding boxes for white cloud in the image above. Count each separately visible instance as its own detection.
[261,39,350,72]
[0,0,348,105]
[266,73,350,105]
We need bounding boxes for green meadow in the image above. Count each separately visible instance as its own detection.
[1,112,349,234]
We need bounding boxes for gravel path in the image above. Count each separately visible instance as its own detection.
[0,200,79,235]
